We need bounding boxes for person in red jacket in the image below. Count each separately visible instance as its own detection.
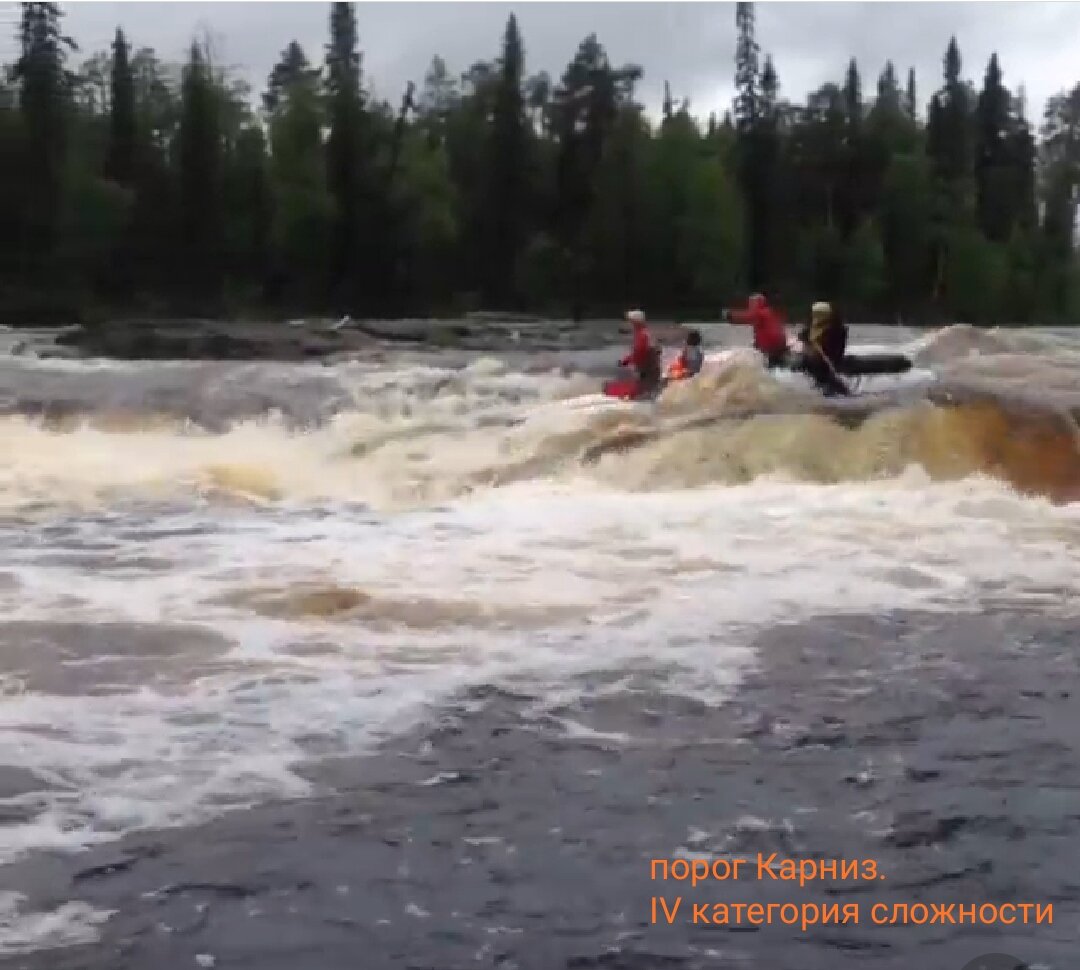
[620,309,652,367]
[615,309,662,398]
[726,293,790,367]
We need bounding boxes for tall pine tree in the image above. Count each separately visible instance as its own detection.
[177,40,224,303]
[264,41,317,114]
[839,58,865,236]
[325,1,365,306]
[975,53,1012,241]
[733,1,773,288]
[733,1,760,133]
[15,2,75,277]
[904,68,917,122]
[482,15,529,307]
[104,27,135,185]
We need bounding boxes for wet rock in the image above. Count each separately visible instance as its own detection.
[50,316,626,361]
[54,319,372,362]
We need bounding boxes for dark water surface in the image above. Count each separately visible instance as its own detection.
[4,608,1076,970]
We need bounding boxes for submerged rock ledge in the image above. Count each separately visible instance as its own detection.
[51,316,629,361]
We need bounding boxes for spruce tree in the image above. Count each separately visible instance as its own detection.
[876,62,898,111]
[840,58,865,234]
[975,53,1013,241]
[483,14,529,307]
[264,41,317,114]
[551,33,637,314]
[733,1,773,287]
[932,37,970,184]
[325,1,364,304]
[15,2,75,276]
[733,1,760,132]
[177,40,224,302]
[904,67,917,121]
[104,27,135,185]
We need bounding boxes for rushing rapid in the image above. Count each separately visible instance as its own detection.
[1,321,1079,958]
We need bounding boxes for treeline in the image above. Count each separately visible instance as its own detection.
[3,0,1080,325]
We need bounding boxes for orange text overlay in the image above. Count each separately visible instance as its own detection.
[651,855,884,886]
[649,898,1054,929]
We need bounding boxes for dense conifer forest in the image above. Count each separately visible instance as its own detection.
[4,1,1080,325]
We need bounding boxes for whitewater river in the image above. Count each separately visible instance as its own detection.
[0,323,1078,968]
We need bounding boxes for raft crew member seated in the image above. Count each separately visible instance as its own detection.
[666,328,704,381]
[726,293,790,367]
[800,301,850,397]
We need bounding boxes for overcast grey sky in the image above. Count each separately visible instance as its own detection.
[6,2,1079,122]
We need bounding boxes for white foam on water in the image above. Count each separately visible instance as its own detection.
[0,356,599,512]
[2,472,1078,875]
[0,892,115,958]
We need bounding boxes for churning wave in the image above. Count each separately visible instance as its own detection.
[1,323,1078,511]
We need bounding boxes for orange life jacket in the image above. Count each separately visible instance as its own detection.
[666,357,689,380]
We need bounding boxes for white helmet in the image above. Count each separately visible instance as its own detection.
[811,301,832,316]
[626,309,646,323]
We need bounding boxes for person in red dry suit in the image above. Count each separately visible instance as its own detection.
[608,309,662,399]
[726,293,790,367]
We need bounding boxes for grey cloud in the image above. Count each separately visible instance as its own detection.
[46,2,1080,122]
